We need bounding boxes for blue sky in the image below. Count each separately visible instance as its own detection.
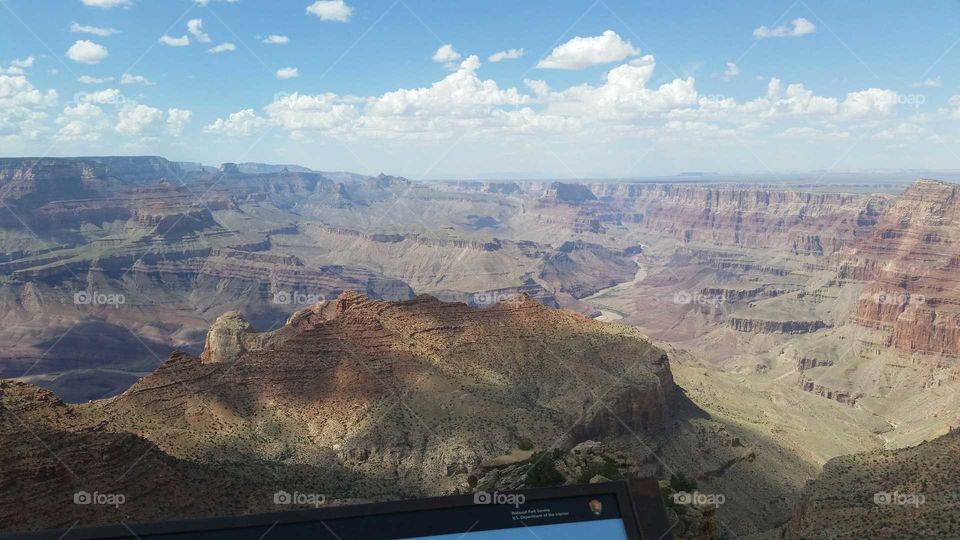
[3,0,960,178]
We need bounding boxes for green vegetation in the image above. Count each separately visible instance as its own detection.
[575,456,621,484]
[669,471,698,493]
[524,448,564,487]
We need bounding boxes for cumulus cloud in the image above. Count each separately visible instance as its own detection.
[721,62,739,80]
[56,103,109,141]
[195,0,239,5]
[160,35,190,47]
[266,92,358,132]
[207,43,236,54]
[120,73,154,85]
[276,67,299,79]
[0,74,58,140]
[839,88,899,118]
[544,56,697,121]
[263,35,289,45]
[488,48,524,63]
[166,108,192,135]
[306,0,353,22]
[187,19,211,43]
[753,17,816,39]
[537,30,640,70]
[70,22,119,37]
[80,0,131,8]
[204,109,267,136]
[1,57,35,75]
[116,103,163,135]
[66,40,109,64]
[432,44,462,67]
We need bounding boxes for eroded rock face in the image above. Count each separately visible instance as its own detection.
[92,292,675,502]
[842,179,960,357]
[590,183,890,251]
[200,311,252,363]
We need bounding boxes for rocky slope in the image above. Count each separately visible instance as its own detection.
[785,429,960,539]
[0,292,677,533]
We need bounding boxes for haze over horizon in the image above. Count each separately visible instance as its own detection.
[5,1,960,178]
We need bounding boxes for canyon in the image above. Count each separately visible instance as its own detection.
[1,156,959,538]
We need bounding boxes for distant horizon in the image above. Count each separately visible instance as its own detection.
[5,153,960,185]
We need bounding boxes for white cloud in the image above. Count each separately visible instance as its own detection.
[66,40,109,64]
[195,0,239,5]
[432,44,462,65]
[120,73,153,85]
[276,67,299,79]
[367,56,526,117]
[839,88,899,118]
[753,17,816,39]
[0,74,58,140]
[948,96,960,119]
[78,75,114,84]
[207,43,236,54]
[166,108,192,135]
[537,30,640,70]
[912,76,942,88]
[721,62,740,80]
[306,0,352,22]
[56,103,109,141]
[80,0,131,8]
[203,108,267,136]
[544,56,697,121]
[187,19,211,43]
[266,93,358,131]
[160,35,190,47]
[1,57,35,76]
[70,22,119,36]
[263,34,289,45]
[116,103,163,135]
[488,48,524,63]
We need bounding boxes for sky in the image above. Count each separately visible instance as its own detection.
[4,0,960,179]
